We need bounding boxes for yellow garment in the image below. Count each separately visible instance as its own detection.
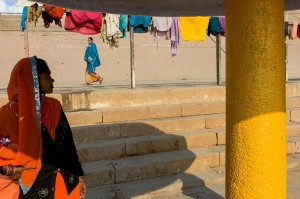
[27,6,42,23]
[289,22,298,40]
[180,16,209,41]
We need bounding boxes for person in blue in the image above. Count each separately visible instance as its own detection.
[84,37,103,85]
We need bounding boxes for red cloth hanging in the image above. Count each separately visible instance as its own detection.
[65,10,102,35]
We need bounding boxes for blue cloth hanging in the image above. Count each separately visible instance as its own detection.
[21,6,28,32]
[207,17,221,36]
[119,15,127,38]
[129,16,151,33]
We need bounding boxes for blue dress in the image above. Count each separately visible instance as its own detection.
[84,42,101,74]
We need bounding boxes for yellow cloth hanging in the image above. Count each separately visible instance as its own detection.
[180,16,209,41]
[27,5,42,23]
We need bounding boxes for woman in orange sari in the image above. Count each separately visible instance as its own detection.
[0,57,86,198]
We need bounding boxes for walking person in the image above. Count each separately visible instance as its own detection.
[0,56,87,199]
[84,37,103,85]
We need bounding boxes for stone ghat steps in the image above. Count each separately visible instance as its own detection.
[65,95,300,125]
[85,154,300,199]
[76,124,300,163]
[71,114,226,144]
[82,145,225,187]
[76,129,225,163]
[70,111,300,144]
[0,85,226,111]
[54,86,226,112]
[81,138,300,188]
[1,82,299,111]
[61,94,300,126]
[66,101,226,126]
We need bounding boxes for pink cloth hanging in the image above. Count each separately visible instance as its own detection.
[65,10,102,35]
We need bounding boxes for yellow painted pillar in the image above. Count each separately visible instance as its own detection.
[225,0,286,198]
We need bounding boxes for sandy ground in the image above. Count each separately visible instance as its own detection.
[1,15,300,90]
[0,29,227,89]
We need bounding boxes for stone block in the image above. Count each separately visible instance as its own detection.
[287,97,300,109]
[182,101,225,116]
[103,105,181,123]
[216,130,226,145]
[287,123,300,137]
[72,123,121,143]
[113,150,197,183]
[66,110,103,125]
[186,148,220,171]
[287,142,296,155]
[77,140,126,162]
[120,117,206,138]
[181,131,217,149]
[82,160,116,186]
[205,115,225,129]
[286,83,297,97]
[290,109,300,122]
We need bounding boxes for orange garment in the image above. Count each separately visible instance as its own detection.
[0,57,80,198]
[85,68,102,84]
[42,96,80,199]
[0,57,42,198]
[43,5,65,19]
[54,172,80,199]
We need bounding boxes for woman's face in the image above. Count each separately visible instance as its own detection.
[39,69,54,94]
[88,38,92,44]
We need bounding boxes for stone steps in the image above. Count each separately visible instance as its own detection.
[71,113,300,144]
[84,153,300,199]
[81,130,300,188]
[71,114,226,144]
[0,86,227,110]
[66,101,226,125]
[82,145,225,187]
[2,83,300,195]
[76,129,224,163]
[63,96,300,125]
[76,125,300,164]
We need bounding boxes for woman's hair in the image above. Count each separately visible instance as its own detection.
[88,37,93,41]
[36,58,49,76]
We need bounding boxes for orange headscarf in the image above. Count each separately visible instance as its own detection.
[0,57,42,197]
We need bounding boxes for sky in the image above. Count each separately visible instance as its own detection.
[0,0,23,13]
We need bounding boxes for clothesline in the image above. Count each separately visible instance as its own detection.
[20,3,227,88]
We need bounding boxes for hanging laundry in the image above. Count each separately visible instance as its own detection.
[129,16,151,33]
[284,22,289,37]
[119,15,127,38]
[288,22,298,40]
[65,10,102,35]
[207,17,221,36]
[219,17,226,36]
[21,6,28,32]
[27,3,42,24]
[42,5,65,28]
[180,16,209,41]
[170,17,181,56]
[152,17,173,40]
[102,14,123,50]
